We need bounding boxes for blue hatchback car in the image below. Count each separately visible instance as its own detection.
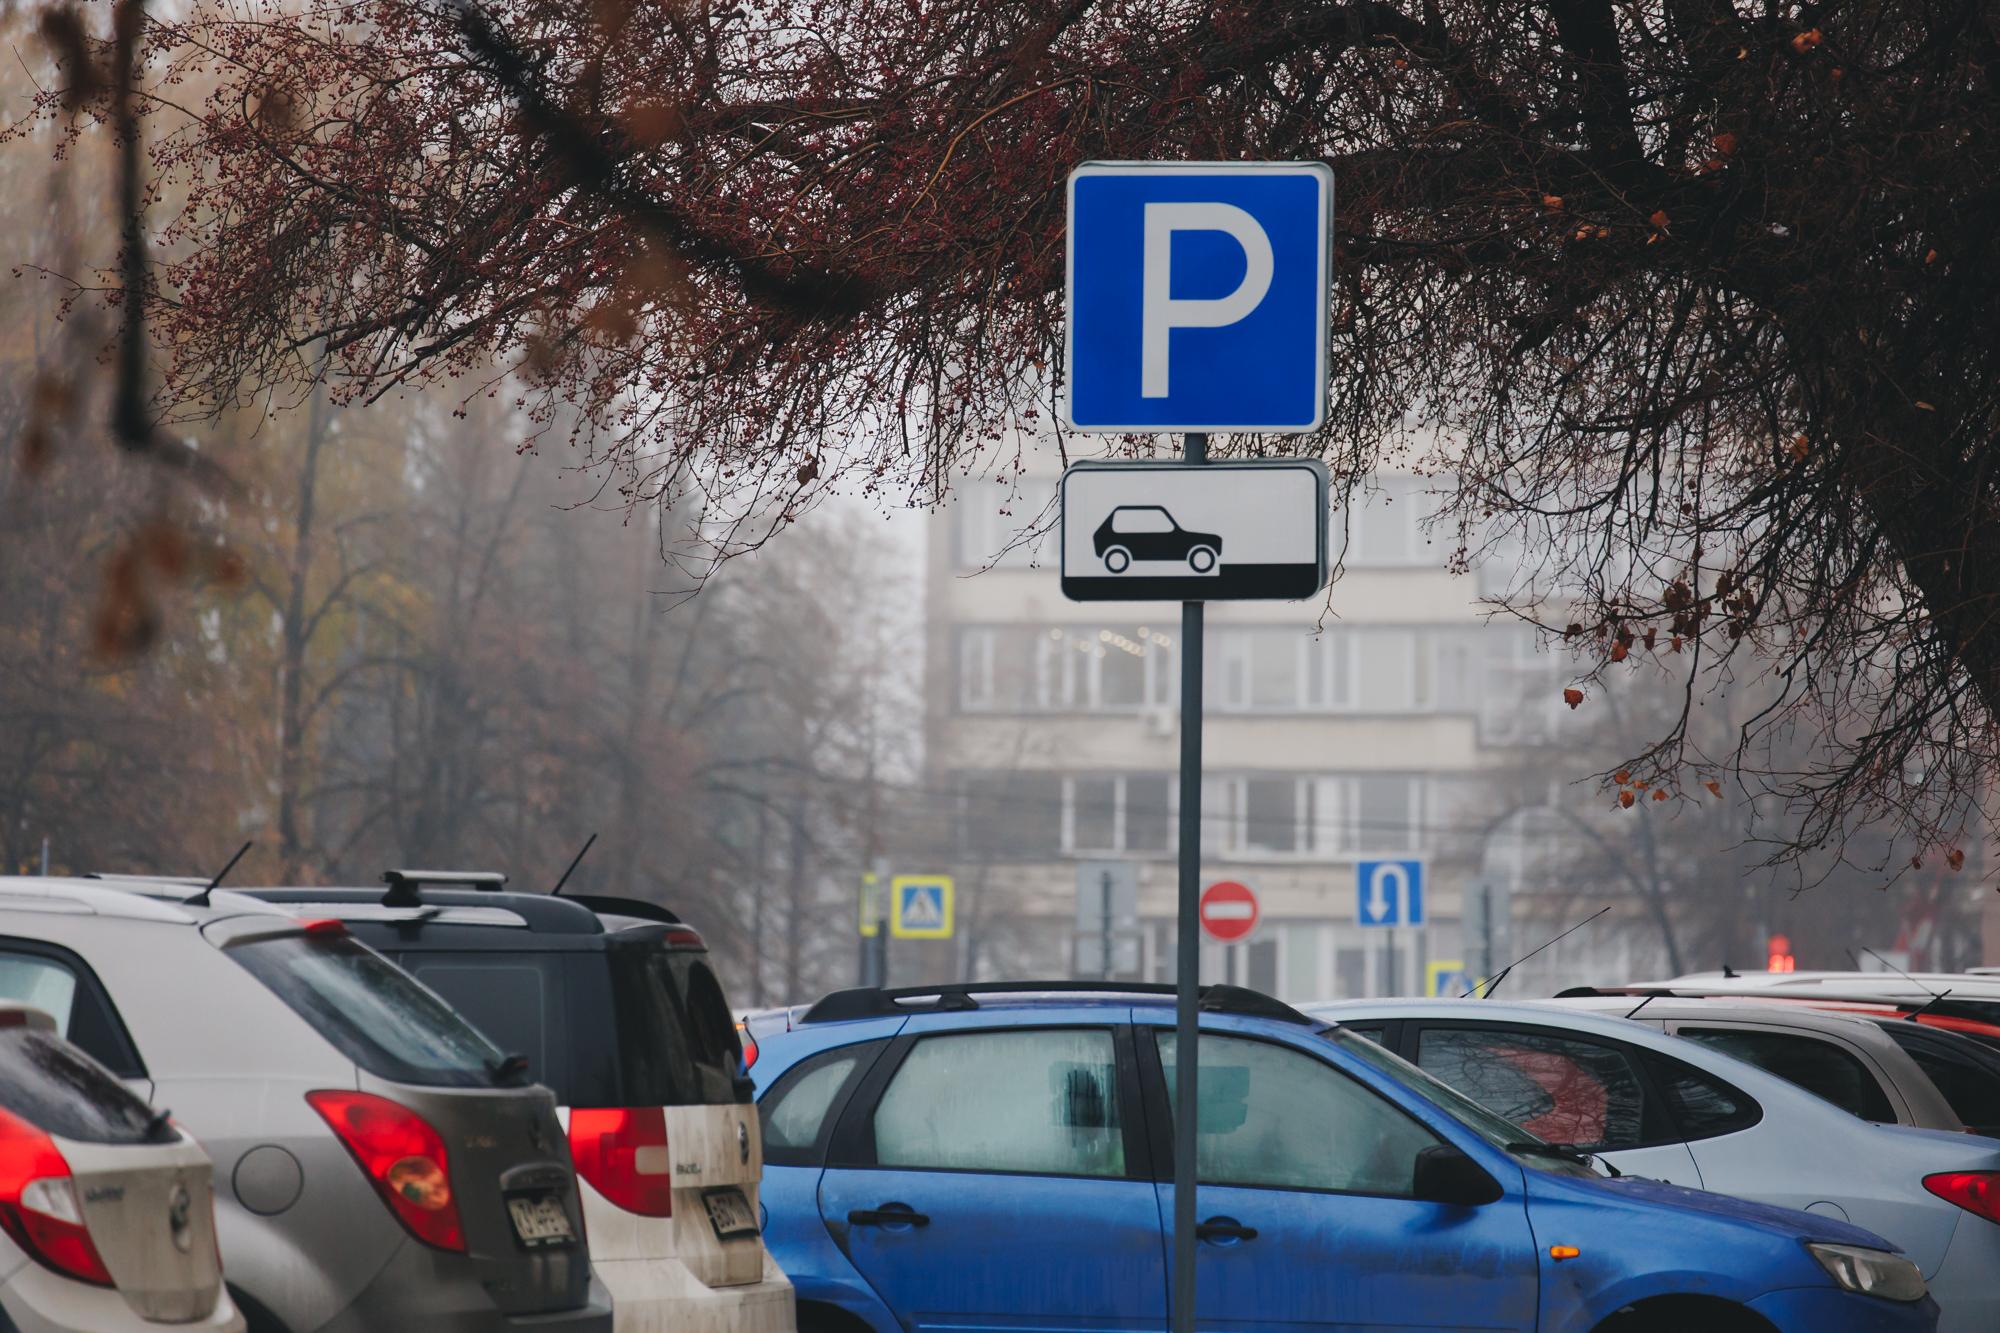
[744,983,1938,1333]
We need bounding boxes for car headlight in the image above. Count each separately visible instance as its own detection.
[1806,1242,1928,1302]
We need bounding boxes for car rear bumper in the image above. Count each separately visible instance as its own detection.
[0,1267,244,1332]
[314,1240,611,1333]
[1924,1215,2000,1333]
[1747,1286,1939,1332]
[591,1255,794,1333]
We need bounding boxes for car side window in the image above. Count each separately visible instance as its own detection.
[1115,508,1174,533]
[1899,1042,2000,1135]
[1415,1026,1662,1151]
[1642,1051,1762,1140]
[0,954,77,1033]
[1156,1032,1440,1195]
[762,1044,879,1166]
[870,1029,1126,1178]
[0,942,144,1079]
[1677,1028,1895,1123]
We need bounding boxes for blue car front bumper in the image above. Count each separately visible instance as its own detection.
[1748,1287,1939,1332]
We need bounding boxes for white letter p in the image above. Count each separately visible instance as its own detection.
[1141,203,1275,398]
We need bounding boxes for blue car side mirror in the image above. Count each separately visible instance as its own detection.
[1412,1145,1503,1207]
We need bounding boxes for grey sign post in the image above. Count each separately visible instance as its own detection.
[1064,160,1332,1333]
[1075,861,1141,977]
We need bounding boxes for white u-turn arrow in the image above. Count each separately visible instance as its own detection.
[1140,202,1275,398]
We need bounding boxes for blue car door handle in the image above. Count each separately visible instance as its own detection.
[848,1205,931,1228]
[1196,1217,1257,1243]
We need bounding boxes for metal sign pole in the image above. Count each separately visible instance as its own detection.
[1171,430,1207,1333]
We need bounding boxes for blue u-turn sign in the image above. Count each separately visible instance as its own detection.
[1065,161,1333,434]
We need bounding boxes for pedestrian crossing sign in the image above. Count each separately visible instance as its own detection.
[891,875,954,939]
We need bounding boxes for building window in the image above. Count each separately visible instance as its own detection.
[1243,778,1302,854]
[1062,774,1177,855]
[1345,477,1433,568]
[1480,627,1563,745]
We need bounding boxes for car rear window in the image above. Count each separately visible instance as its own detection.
[401,954,567,1094]
[608,947,746,1108]
[0,1027,170,1145]
[227,933,508,1088]
[1678,1028,1896,1123]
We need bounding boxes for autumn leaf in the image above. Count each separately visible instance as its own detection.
[1618,789,1636,808]
[1613,769,1631,784]
[1791,28,1823,52]
[1925,249,1939,265]
[1789,434,1810,461]
[1652,788,1669,801]
[1911,855,1925,870]
[796,457,820,484]
[1648,209,1670,230]
[1915,401,1936,411]
[1610,641,1628,662]
[1703,779,1722,798]
[1540,194,1564,212]
[1712,131,1738,155]
[1563,687,1584,709]
[1948,848,1966,872]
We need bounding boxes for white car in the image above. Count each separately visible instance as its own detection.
[0,1003,241,1332]
[1310,997,2000,1333]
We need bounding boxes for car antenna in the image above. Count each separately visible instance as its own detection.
[1853,946,1952,1020]
[1624,992,1659,1021]
[1463,905,1612,998]
[183,841,253,908]
[1721,961,1739,978]
[550,834,597,896]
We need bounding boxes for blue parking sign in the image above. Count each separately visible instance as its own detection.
[1065,162,1332,434]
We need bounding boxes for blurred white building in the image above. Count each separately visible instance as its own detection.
[919,467,1650,1001]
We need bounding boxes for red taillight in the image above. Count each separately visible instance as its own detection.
[307,1090,464,1251]
[569,1107,673,1217]
[737,1022,758,1070]
[0,1106,112,1286]
[1923,1171,2000,1224]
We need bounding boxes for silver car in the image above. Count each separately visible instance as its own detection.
[0,1002,241,1332]
[1311,997,2000,1333]
[1548,994,1965,1132]
[0,877,611,1333]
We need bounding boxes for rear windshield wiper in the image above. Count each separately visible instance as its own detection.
[488,1053,531,1086]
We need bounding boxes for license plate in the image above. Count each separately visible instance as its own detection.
[507,1192,575,1249]
[702,1186,759,1241]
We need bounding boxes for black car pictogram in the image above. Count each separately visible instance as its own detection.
[1093,505,1222,574]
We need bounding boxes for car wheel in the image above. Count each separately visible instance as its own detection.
[1103,546,1132,573]
[1188,545,1217,573]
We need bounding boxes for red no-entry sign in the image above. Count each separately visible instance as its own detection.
[1199,880,1259,943]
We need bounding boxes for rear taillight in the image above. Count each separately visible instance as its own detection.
[307,1090,464,1251]
[0,1106,112,1286]
[737,1022,758,1070]
[569,1107,673,1216]
[1923,1171,2000,1223]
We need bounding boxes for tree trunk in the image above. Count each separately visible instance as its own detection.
[276,382,329,881]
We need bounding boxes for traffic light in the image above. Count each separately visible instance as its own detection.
[1767,933,1796,974]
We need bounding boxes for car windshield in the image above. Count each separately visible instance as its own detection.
[1325,1026,1607,1178]
[228,932,512,1089]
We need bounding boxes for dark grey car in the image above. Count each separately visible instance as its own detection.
[0,877,611,1333]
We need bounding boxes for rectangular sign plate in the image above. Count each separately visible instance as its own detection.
[1059,460,1328,601]
[1065,161,1332,434]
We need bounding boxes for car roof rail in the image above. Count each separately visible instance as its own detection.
[381,869,505,907]
[798,980,1315,1027]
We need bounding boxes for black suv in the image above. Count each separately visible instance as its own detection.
[239,872,793,1332]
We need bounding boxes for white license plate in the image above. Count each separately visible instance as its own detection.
[702,1186,759,1241]
[507,1192,575,1248]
